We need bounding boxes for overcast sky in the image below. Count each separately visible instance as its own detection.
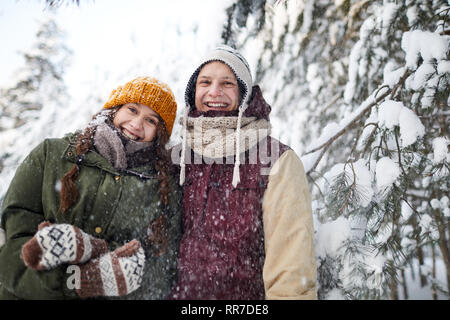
[0,0,234,108]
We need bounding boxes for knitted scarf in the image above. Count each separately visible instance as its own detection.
[185,115,270,158]
[180,111,270,187]
[93,121,154,170]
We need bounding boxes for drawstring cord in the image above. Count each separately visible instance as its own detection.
[179,107,189,186]
[231,108,244,188]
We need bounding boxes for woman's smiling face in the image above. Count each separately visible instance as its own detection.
[195,61,240,112]
[113,103,160,142]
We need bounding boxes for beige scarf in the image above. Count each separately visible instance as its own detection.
[186,116,270,158]
[180,111,271,187]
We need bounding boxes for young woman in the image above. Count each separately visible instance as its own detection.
[0,76,182,300]
[171,46,317,300]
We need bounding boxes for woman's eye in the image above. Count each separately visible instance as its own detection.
[128,107,137,113]
[224,81,236,87]
[146,118,157,125]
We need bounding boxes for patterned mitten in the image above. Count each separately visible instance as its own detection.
[21,223,108,270]
[76,239,145,298]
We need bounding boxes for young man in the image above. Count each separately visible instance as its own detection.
[171,46,317,300]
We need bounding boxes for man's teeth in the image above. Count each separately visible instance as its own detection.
[207,103,227,108]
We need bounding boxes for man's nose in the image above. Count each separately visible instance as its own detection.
[209,83,223,97]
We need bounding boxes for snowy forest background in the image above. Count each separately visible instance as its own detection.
[0,0,448,300]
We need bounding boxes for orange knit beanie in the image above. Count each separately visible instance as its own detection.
[103,77,177,135]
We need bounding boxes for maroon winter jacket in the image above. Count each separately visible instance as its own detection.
[171,86,290,299]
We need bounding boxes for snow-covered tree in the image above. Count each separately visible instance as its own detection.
[0,15,72,202]
[1,0,447,300]
[44,0,80,7]
[223,0,449,299]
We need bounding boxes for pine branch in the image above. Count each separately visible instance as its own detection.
[338,161,357,215]
[304,86,389,173]
[360,122,378,157]
[45,0,81,7]
[304,91,387,155]
[394,128,407,177]
[319,92,343,116]
[304,69,410,174]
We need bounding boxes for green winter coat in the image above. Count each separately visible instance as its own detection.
[0,133,182,300]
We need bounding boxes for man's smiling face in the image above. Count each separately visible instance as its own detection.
[195,61,240,112]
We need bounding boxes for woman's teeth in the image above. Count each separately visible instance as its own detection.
[123,130,139,141]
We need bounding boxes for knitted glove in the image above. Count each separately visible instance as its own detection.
[76,239,145,298]
[21,222,108,271]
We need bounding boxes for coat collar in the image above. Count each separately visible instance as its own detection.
[242,85,271,120]
[61,132,157,179]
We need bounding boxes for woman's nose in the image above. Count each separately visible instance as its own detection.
[130,116,144,129]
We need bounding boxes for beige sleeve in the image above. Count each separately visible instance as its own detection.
[262,149,317,300]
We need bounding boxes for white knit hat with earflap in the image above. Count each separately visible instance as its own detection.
[180,45,253,187]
